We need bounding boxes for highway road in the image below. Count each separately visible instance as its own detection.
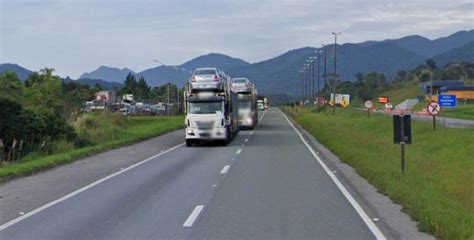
[0,108,385,240]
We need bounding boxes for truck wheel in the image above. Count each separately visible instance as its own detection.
[186,139,193,147]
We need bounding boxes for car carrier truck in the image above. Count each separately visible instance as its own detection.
[232,78,258,129]
[184,69,239,147]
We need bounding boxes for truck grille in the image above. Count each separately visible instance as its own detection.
[196,121,215,129]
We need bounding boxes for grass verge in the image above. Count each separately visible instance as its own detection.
[285,107,473,239]
[0,115,184,179]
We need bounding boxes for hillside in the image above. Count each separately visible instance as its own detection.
[357,30,474,57]
[379,81,423,105]
[180,53,250,71]
[74,78,124,90]
[80,66,135,83]
[0,63,32,81]
[433,41,474,67]
[135,65,190,87]
[134,53,250,87]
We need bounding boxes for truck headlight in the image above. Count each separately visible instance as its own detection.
[187,129,194,135]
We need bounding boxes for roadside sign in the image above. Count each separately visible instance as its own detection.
[393,115,412,144]
[378,96,389,104]
[341,99,350,108]
[364,100,373,109]
[330,93,351,107]
[393,114,412,174]
[438,95,457,107]
[427,101,441,116]
[427,101,441,130]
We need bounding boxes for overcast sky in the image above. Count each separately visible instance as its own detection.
[1,0,473,78]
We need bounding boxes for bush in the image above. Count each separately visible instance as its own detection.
[73,111,127,144]
[0,97,80,158]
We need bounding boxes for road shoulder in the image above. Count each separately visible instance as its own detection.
[283,110,434,240]
[0,130,184,225]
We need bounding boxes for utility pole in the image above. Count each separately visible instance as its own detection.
[304,64,308,104]
[309,57,314,102]
[176,83,180,114]
[299,70,304,104]
[317,51,321,95]
[167,82,170,116]
[322,44,327,89]
[332,32,341,115]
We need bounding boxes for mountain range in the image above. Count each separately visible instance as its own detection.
[1,30,473,96]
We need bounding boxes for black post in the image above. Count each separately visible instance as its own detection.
[433,115,436,130]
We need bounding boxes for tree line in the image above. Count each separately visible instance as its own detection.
[0,69,183,163]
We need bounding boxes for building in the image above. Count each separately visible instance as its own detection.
[94,90,117,104]
[440,86,474,100]
[419,80,474,101]
[420,80,464,96]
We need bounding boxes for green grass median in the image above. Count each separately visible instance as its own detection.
[0,114,184,179]
[285,107,473,239]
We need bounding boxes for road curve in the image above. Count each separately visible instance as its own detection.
[0,108,382,240]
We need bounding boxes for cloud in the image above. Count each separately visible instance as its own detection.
[1,0,472,78]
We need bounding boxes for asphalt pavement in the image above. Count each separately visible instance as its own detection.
[0,108,385,240]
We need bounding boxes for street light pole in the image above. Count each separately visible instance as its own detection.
[305,64,309,104]
[322,44,327,90]
[331,32,341,115]
[317,51,321,96]
[310,58,314,104]
[299,70,304,104]
[167,82,170,116]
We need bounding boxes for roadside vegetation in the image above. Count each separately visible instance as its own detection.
[284,107,474,239]
[0,69,184,179]
[308,60,474,120]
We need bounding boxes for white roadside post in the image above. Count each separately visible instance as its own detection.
[364,100,373,117]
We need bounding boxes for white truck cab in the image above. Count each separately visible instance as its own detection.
[185,92,238,146]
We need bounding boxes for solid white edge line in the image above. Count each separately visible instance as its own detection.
[277,109,386,240]
[236,149,242,155]
[183,205,204,227]
[0,142,185,231]
[220,165,230,174]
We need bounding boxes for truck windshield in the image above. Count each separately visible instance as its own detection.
[239,101,252,110]
[188,102,223,114]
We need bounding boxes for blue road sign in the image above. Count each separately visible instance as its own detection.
[438,95,457,107]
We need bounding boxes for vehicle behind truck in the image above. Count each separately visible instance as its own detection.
[232,78,258,129]
[185,68,239,147]
[257,99,264,111]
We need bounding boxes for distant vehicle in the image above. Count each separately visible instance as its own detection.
[122,94,135,105]
[232,78,253,93]
[385,103,394,109]
[257,99,264,111]
[190,68,228,91]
